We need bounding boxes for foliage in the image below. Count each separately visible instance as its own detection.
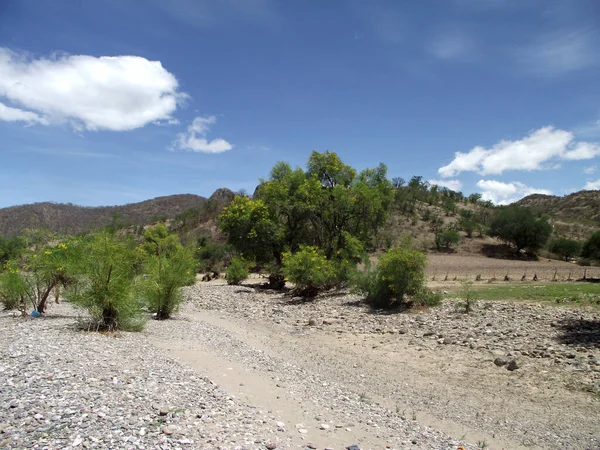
[0,262,28,311]
[456,280,477,313]
[226,257,249,285]
[548,237,582,261]
[282,246,336,297]
[138,225,197,320]
[0,235,26,264]
[0,242,73,313]
[219,196,283,265]
[582,231,600,261]
[435,229,460,251]
[489,206,553,253]
[352,243,431,308]
[194,240,233,273]
[66,232,145,331]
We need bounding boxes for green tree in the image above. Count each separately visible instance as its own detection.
[219,196,284,265]
[548,238,582,261]
[282,246,336,297]
[582,231,600,261]
[435,229,460,251]
[0,235,26,264]
[139,225,197,320]
[489,206,553,254]
[67,232,145,331]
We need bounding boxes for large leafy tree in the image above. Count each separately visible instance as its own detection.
[489,205,553,254]
[220,151,393,267]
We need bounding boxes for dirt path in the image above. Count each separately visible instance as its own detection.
[146,285,600,449]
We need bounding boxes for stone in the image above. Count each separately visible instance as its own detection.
[266,443,277,450]
[320,423,330,430]
[158,407,170,416]
[494,357,510,367]
[276,421,285,428]
[507,359,520,371]
[298,428,308,434]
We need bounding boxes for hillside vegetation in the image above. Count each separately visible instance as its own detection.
[516,190,600,240]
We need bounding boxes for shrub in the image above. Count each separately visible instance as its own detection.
[194,241,233,274]
[455,280,477,313]
[548,238,582,261]
[226,257,249,285]
[582,231,600,261]
[435,229,460,251]
[138,225,197,320]
[0,262,28,311]
[352,244,432,308]
[282,246,336,297]
[67,232,145,331]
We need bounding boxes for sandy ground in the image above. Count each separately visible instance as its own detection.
[147,279,600,450]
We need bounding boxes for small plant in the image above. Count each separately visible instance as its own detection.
[476,440,488,449]
[358,392,370,403]
[282,246,336,297]
[226,257,249,285]
[456,280,477,313]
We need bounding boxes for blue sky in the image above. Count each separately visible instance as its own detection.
[1,0,599,207]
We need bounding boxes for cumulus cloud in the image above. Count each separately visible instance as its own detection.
[438,126,600,177]
[584,179,600,190]
[476,179,552,205]
[172,116,233,153]
[584,166,597,174]
[428,179,463,191]
[0,101,48,125]
[0,47,186,131]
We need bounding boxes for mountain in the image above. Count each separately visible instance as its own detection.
[0,194,209,238]
[514,190,600,240]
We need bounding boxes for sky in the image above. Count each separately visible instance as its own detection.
[0,0,599,208]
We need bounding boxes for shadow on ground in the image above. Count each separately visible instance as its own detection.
[556,319,600,348]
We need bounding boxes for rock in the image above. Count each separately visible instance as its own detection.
[266,443,277,450]
[494,357,510,367]
[507,359,520,371]
[398,328,408,334]
[298,428,308,434]
[158,407,170,416]
[320,423,330,430]
[162,425,178,435]
[308,318,317,326]
[306,444,317,449]
[72,437,83,447]
[347,445,361,450]
[276,421,285,428]
[423,331,435,337]
[323,319,336,325]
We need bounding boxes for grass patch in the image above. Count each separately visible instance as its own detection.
[445,282,600,305]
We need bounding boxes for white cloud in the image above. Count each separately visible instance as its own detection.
[428,179,463,191]
[0,101,48,125]
[563,142,600,160]
[584,166,597,174]
[476,179,552,205]
[515,28,600,76]
[0,47,186,131]
[584,179,600,190]
[438,126,600,177]
[172,116,233,153]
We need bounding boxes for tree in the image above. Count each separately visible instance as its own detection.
[548,238,582,261]
[582,231,600,261]
[489,206,553,254]
[219,196,284,265]
[67,232,145,331]
[0,235,26,264]
[138,225,197,320]
[435,229,460,251]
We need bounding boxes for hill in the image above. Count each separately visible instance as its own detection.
[514,190,600,240]
[0,194,209,238]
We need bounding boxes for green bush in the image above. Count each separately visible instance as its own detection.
[351,244,435,309]
[0,262,28,311]
[194,241,233,273]
[435,229,460,251]
[582,231,600,261]
[138,226,197,320]
[548,238,582,261]
[282,246,336,297]
[67,232,145,331]
[226,257,249,285]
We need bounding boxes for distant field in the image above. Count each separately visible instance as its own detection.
[441,282,600,306]
[425,253,599,282]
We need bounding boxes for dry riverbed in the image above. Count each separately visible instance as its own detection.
[1,281,600,449]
